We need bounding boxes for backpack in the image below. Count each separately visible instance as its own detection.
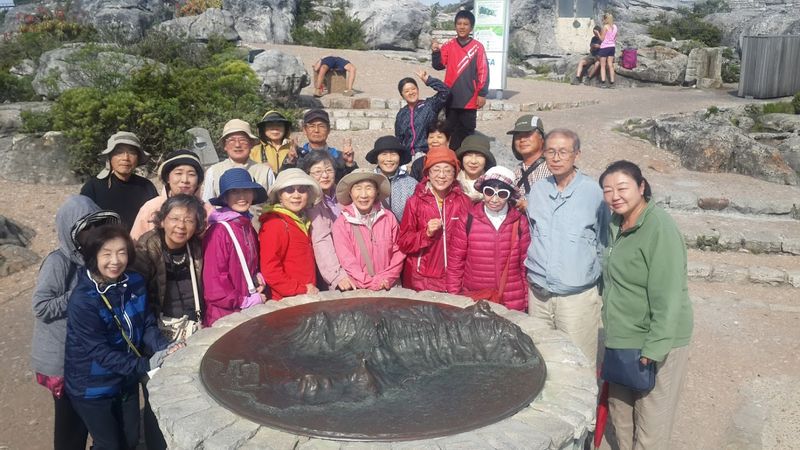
[621,48,638,70]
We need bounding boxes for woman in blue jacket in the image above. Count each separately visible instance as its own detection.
[394,70,450,158]
[64,224,181,450]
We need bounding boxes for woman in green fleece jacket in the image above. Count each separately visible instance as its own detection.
[599,160,693,450]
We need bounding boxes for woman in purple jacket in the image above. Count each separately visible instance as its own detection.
[202,168,268,326]
[446,166,531,311]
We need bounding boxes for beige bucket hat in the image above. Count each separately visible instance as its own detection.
[267,168,322,206]
[219,119,257,144]
[96,131,150,179]
[335,168,391,206]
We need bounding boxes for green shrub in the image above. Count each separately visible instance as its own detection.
[648,13,722,47]
[692,0,731,16]
[20,109,54,133]
[534,64,551,75]
[720,47,740,83]
[762,102,794,114]
[0,73,38,102]
[292,4,366,50]
[792,92,800,114]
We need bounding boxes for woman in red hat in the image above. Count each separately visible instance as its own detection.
[398,146,471,292]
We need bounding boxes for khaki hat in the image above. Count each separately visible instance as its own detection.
[96,131,150,179]
[335,168,391,206]
[267,168,322,206]
[219,119,257,144]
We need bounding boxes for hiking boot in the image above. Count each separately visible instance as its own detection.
[570,77,582,85]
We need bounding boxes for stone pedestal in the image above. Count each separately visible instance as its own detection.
[315,71,347,95]
[685,47,723,89]
[149,288,598,449]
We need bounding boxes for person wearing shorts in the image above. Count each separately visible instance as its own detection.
[572,25,603,85]
[313,56,357,97]
[598,13,618,88]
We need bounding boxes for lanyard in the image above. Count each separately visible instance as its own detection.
[99,293,142,358]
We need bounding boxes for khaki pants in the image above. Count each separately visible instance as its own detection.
[528,284,603,369]
[608,344,691,450]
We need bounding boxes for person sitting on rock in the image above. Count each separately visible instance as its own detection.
[332,169,405,291]
[280,109,357,182]
[250,110,296,174]
[80,131,158,231]
[313,56,357,97]
[572,25,603,85]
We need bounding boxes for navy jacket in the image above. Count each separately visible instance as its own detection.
[394,76,450,155]
[65,270,169,399]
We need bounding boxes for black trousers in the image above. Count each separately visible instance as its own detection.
[53,393,88,450]
[69,386,139,450]
[445,108,477,151]
[142,382,167,450]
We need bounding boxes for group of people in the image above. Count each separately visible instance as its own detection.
[31,9,690,450]
[572,12,619,88]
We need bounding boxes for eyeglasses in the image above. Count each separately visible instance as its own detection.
[166,216,197,226]
[544,149,574,159]
[429,167,455,177]
[225,137,251,145]
[283,185,310,194]
[482,186,511,200]
[309,167,335,177]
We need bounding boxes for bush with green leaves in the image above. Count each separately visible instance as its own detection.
[648,13,722,47]
[20,109,54,133]
[761,102,794,114]
[721,47,740,83]
[0,73,38,102]
[292,4,366,50]
[792,92,800,114]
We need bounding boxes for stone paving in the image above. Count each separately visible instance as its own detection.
[150,288,597,450]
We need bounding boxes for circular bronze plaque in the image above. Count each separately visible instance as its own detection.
[200,298,546,441]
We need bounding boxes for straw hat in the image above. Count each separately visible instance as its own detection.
[218,119,257,145]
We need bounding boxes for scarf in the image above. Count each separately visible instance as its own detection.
[264,204,311,235]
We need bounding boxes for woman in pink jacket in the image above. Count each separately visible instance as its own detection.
[202,168,268,326]
[332,169,405,290]
[398,146,471,292]
[446,166,531,311]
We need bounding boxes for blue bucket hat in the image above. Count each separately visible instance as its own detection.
[209,168,267,207]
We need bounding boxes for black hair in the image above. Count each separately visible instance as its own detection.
[398,77,417,94]
[427,120,452,139]
[455,10,475,27]
[481,178,518,205]
[300,150,337,174]
[155,194,207,236]
[80,224,136,278]
[599,160,653,201]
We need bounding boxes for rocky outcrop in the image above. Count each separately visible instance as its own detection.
[706,9,800,51]
[156,8,239,42]
[223,0,297,44]
[777,136,800,175]
[621,113,799,185]
[759,114,800,134]
[684,47,723,88]
[0,132,80,185]
[32,44,164,98]
[0,216,38,277]
[349,0,432,50]
[509,0,559,56]
[249,50,310,101]
[0,103,52,137]
[615,46,688,85]
[69,0,172,42]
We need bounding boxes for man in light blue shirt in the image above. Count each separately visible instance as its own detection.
[526,128,609,368]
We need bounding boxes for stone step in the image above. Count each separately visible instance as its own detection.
[669,210,800,255]
[686,249,799,288]
[300,95,599,114]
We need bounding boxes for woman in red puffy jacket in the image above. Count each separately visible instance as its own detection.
[398,146,471,292]
[446,166,531,311]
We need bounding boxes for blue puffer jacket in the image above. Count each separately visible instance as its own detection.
[65,270,169,400]
[394,76,450,155]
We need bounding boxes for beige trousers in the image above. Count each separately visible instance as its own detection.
[608,344,691,450]
[528,285,603,369]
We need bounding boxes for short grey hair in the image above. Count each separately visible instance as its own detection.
[154,194,207,236]
[544,128,581,152]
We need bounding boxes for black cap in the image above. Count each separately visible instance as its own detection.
[303,109,330,126]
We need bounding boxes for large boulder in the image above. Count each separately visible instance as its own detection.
[615,46,688,85]
[706,9,800,52]
[509,0,559,56]
[32,44,165,98]
[0,216,38,277]
[223,0,296,44]
[68,0,172,42]
[759,114,800,134]
[621,113,799,185]
[684,47,723,88]
[249,50,310,101]
[156,8,239,42]
[349,0,432,50]
[0,132,80,185]
[777,135,800,175]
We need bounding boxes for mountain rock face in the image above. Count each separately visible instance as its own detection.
[69,0,173,42]
[223,0,297,44]
[348,0,433,50]
[156,8,239,42]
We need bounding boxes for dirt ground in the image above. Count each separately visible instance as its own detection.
[1,45,799,449]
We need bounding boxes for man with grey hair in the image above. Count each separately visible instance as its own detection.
[525,128,609,368]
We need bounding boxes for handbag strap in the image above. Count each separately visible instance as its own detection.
[99,293,143,358]
[220,221,256,295]
[351,223,375,276]
[496,219,519,297]
[186,244,202,323]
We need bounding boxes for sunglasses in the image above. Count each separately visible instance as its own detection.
[482,186,511,200]
[282,185,310,194]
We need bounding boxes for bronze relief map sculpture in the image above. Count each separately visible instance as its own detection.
[201,298,547,441]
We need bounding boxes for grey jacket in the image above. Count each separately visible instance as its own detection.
[31,195,100,376]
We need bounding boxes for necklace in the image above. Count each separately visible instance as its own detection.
[170,253,187,265]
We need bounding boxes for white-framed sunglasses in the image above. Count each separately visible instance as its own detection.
[482,186,511,200]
